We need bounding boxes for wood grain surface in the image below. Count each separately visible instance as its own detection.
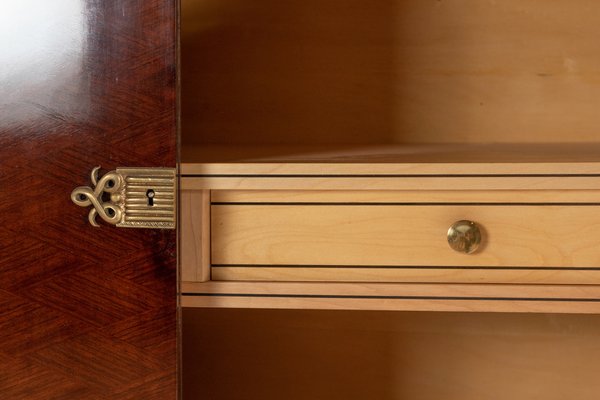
[0,1,177,398]
[211,189,600,204]
[181,190,211,282]
[182,281,600,314]
[182,0,600,147]
[181,143,600,172]
[182,308,600,400]
[211,266,600,285]
[183,174,600,191]
[211,204,600,268]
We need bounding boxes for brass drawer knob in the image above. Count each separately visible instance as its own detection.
[447,220,482,254]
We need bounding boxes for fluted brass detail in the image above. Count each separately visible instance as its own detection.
[71,167,175,229]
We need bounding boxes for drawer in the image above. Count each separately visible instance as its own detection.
[211,195,600,284]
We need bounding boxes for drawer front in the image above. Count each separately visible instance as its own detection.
[211,203,600,284]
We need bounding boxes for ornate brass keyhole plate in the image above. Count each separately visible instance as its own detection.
[71,167,176,229]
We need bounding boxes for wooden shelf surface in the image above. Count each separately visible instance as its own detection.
[181,281,600,314]
[181,143,600,176]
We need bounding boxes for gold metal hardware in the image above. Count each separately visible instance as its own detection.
[71,166,176,229]
[447,220,481,254]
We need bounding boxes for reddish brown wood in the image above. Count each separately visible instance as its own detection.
[0,1,177,399]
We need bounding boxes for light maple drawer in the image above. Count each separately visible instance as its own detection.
[210,194,600,284]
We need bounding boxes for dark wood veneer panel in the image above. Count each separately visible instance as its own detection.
[0,1,177,398]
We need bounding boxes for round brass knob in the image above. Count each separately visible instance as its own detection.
[447,220,482,254]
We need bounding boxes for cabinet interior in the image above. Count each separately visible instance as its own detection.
[181,0,600,165]
[180,1,600,399]
[183,309,600,400]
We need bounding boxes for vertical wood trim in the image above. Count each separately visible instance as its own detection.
[181,190,211,282]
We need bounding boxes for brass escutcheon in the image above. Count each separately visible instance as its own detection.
[71,166,176,229]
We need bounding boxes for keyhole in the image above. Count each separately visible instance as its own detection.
[146,189,155,206]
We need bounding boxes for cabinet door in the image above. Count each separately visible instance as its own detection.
[0,1,177,399]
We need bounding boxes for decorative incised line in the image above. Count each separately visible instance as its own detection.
[71,166,123,227]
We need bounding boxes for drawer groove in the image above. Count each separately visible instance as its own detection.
[211,266,600,285]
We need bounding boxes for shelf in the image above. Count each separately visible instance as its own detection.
[181,281,600,314]
[181,143,600,190]
[181,143,600,175]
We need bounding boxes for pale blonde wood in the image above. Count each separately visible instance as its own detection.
[182,280,600,313]
[183,176,600,191]
[212,266,600,285]
[212,204,600,268]
[183,309,600,399]
[180,1,600,396]
[181,281,600,313]
[180,190,211,282]
[182,281,600,313]
[182,159,600,176]
[181,143,600,173]
[212,189,600,204]
[181,281,600,300]
[182,144,600,191]
[181,295,600,314]
[182,0,600,147]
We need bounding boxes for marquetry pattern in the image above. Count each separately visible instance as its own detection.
[0,0,177,398]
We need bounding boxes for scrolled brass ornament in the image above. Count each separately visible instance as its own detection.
[71,166,176,229]
[71,167,123,227]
